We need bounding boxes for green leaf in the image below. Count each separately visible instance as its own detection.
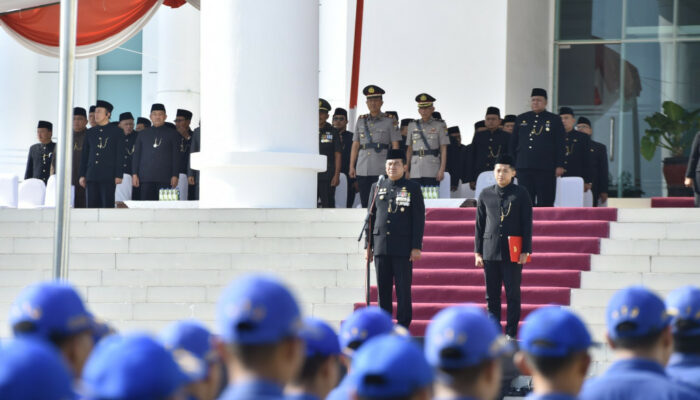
[663,101,686,122]
[640,135,657,161]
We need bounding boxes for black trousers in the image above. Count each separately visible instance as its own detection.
[517,168,555,207]
[346,177,357,208]
[358,175,380,208]
[140,181,170,201]
[374,255,412,328]
[317,178,335,208]
[188,184,197,201]
[411,177,438,187]
[131,185,141,201]
[86,180,116,208]
[693,171,700,207]
[484,260,522,337]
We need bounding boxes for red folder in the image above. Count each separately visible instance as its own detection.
[508,236,531,263]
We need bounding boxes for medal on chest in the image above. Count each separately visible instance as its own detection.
[396,188,411,207]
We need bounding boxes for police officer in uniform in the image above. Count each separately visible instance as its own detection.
[367,149,425,329]
[135,116,151,132]
[333,107,356,208]
[25,121,55,184]
[349,85,401,207]
[509,88,566,207]
[405,93,449,188]
[132,103,180,200]
[685,131,700,207]
[318,99,342,208]
[475,154,532,339]
[502,114,517,134]
[470,107,510,190]
[117,112,139,201]
[79,100,125,208]
[577,117,609,206]
[559,107,592,192]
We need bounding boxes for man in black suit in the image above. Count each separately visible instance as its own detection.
[367,149,425,329]
[577,117,609,206]
[79,100,125,208]
[685,130,700,207]
[475,154,533,338]
[509,88,566,206]
[471,107,510,190]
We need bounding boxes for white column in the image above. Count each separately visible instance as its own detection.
[155,4,200,122]
[193,0,325,208]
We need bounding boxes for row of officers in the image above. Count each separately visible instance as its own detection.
[25,101,201,208]
[318,85,610,208]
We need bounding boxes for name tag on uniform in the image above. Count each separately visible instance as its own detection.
[520,120,528,126]
[396,188,411,207]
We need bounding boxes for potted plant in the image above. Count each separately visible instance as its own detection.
[641,101,700,196]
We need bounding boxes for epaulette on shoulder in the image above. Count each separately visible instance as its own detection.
[385,113,395,120]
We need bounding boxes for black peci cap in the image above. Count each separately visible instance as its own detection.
[333,107,347,117]
[95,100,114,113]
[89,105,96,113]
[531,88,547,99]
[503,114,516,124]
[136,117,151,127]
[73,107,87,117]
[577,116,591,127]
[486,106,500,117]
[386,149,405,162]
[559,107,574,116]
[495,154,514,167]
[447,126,460,134]
[151,103,166,112]
[119,112,134,122]
[37,120,52,131]
[176,109,193,120]
[400,118,412,128]
[475,120,485,129]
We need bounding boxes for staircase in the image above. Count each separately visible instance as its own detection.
[358,207,618,336]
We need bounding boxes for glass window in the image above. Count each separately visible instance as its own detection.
[624,0,674,38]
[557,0,622,40]
[678,0,700,36]
[96,75,142,120]
[97,32,143,71]
[676,42,700,112]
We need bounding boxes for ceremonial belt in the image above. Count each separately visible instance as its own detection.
[361,143,389,151]
[362,117,387,153]
[412,149,440,157]
[415,120,436,155]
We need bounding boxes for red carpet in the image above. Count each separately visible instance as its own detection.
[651,197,695,208]
[355,207,617,336]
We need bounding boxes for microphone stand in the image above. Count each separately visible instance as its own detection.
[358,175,384,306]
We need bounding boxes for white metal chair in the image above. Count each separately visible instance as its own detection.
[44,175,75,208]
[18,178,46,208]
[115,174,133,202]
[554,176,584,207]
[334,173,348,208]
[0,174,18,208]
[474,171,496,200]
[177,173,189,200]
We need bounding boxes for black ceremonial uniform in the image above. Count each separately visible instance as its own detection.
[318,122,341,208]
[687,132,700,207]
[79,124,125,208]
[509,111,565,206]
[589,141,609,207]
[133,125,180,200]
[562,129,591,183]
[368,176,425,328]
[122,131,139,200]
[177,130,195,200]
[446,139,465,189]
[187,127,201,201]
[471,129,510,182]
[339,130,355,207]
[25,142,55,184]
[475,182,533,337]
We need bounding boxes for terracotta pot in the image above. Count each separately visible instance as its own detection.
[663,157,692,197]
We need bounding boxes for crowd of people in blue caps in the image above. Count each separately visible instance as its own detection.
[0,275,699,400]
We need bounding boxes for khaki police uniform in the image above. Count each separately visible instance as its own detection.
[406,118,448,185]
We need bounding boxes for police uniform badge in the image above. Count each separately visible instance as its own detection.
[378,187,387,200]
[321,131,333,143]
[396,187,411,210]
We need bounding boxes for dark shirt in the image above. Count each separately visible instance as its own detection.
[447,140,468,188]
[509,111,566,171]
[562,129,591,183]
[79,124,125,182]
[177,130,193,175]
[471,129,510,181]
[580,358,698,400]
[132,125,180,183]
[339,130,354,176]
[368,176,425,257]
[318,122,341,180]
[122,131,138,175]
[475,182,533,261]
[25,142,55,183]
[218,379,285,400]
[188,127,201,179]
[687,131,700,177]
[589,140,609,195]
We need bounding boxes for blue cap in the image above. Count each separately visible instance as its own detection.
[425,305,511,368]
[217,275,301,344]
[82,333,190,400]
[90,313,115,345]
[9,281,93,339]
[666,286,700,337]
[0,338,76,400]
[520,306,592,357]
[161,320,216,381]
[606,286,671,340]
[350,335,434,398]
[339,307,397,356]
[299,317,341,357]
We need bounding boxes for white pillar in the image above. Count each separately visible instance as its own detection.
[193,0,325,208]
[155,4,200,122]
